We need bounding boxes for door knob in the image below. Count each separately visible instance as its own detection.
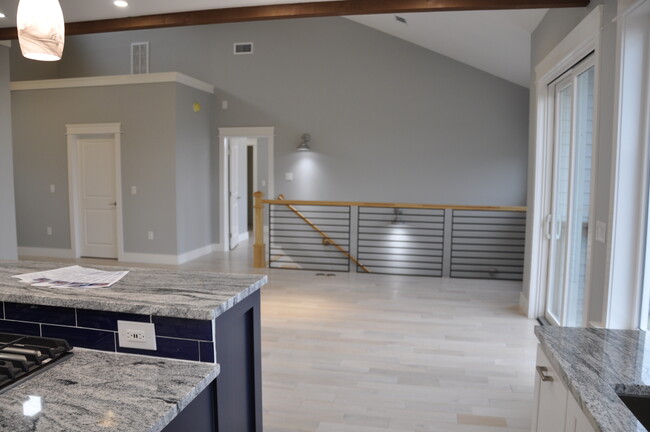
[110,202,117,206]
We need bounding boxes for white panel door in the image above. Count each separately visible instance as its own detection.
[78,138,117,258]
[229,141,241,250]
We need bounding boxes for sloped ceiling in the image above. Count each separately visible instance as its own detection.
[0,0,546,87]
[347,9,547,87]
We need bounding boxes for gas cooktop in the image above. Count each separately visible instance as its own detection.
[0,332,73,395]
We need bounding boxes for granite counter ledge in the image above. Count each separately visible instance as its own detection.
[0,348,220,432]
[0,261,267,320]
[535,326,650,432]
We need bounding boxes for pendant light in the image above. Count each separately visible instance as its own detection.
[17,0,65,61]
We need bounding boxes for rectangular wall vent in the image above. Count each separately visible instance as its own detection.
[234,42,253,55]
[131,42,149,74]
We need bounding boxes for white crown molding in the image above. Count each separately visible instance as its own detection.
[11,72,215,94]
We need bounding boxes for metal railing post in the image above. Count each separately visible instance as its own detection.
[253,191,266,268]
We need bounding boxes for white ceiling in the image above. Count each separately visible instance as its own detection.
[0,0,547,87]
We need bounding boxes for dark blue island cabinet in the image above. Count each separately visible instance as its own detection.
[162,289,263,432]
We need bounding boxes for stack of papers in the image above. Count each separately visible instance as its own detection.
[13,265,128,289]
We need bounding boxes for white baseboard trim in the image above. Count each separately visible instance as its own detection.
[177,244,217,265]
[120,252,179,265]
[18,247,74,259]
[519,292,530,317]
[238,232,249,243]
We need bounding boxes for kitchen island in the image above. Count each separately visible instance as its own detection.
[0,261,268,432]
[534,326,650,432]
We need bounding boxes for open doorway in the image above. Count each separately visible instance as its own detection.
[219,127,274,251]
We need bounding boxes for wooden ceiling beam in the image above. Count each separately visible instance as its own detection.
[0,0,590,40]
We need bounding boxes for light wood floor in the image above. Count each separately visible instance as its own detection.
[22,242,539,432]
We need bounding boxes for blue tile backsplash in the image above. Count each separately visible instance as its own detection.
[152,316,213,341]
[77,309,150,331]
[5,302,76,326]
[0,319,40,336]
[0,301,215,363]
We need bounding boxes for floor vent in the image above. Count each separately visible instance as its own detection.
[131,42,149,74]
[234,42,253,55]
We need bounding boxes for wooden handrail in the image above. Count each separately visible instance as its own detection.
[276,195,371,273]
[262,199,526,212]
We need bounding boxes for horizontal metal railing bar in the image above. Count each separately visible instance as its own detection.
[271,226,351,233]
[270,208,350,213]
[360,257,443,265]
[358,250,443,257]
[451,239,525,244]
[264,199,526,212]
[358,243,442,250]
[358,242,444,248]
[270,252,351,261]
[451,224,526,229]
[451,234,525,240]
[358,232,443,238]
[271,247,350,254]
[271,233,350,239]
[365,264,444,271]
[271,216,352,222]
[272,257,349,264]
[451,214,526,218]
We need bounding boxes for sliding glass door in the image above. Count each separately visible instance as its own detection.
[545,56,595,327]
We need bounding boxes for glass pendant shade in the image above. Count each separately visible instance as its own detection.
[17,0,65,61]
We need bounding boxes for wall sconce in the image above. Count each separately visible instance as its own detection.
[296,133,311,152]
[17,0,65,61]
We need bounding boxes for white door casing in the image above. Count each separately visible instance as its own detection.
[218,127,274,251]
[78,138,118,258]
[229,140,241,250]
[66,123,124,260]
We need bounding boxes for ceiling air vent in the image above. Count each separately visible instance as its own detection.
[131,42,149,74]
[234,42,253,55]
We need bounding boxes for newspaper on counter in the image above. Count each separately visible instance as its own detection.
[13,265,128,288]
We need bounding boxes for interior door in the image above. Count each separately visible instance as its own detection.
[78,138,118,258]
[545,56,595,327]
[229,141,241,250]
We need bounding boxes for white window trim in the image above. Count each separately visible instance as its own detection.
[607,0,650,329]
[524,5,602,319]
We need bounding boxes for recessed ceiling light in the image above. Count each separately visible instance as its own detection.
[114,0,128,7]
[0,12,6,18]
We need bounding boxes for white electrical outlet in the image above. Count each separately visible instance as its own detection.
[222,100,228,109]
[46,226,52,236]
[285,172,294,181]
[148,231,154,240]
[117,321,157,350]
[50,184,55,193]
[131,185,137,195]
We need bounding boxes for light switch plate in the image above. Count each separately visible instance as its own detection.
[117,321,157,350]
[596,220,607,243]
[285,172,294,181]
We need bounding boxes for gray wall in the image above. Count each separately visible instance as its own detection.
[11,83,179,255]
[11,17,529,207]
[527,0,618,323]
[0,45,18,260]
[175,83,214,254]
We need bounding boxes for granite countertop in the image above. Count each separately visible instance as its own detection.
[535,326,650,432]
[0,348,219,432]
[0,261,267,320]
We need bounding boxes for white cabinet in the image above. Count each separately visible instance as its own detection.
[531,345,596,432]
[565,395,596,432]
